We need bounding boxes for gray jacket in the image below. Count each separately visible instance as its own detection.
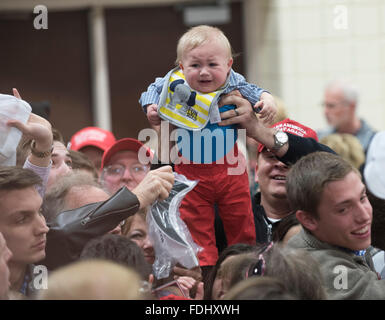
[288,229,385,299]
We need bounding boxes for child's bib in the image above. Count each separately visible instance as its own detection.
[158,67,228,131]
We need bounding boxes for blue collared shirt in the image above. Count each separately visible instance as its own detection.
[338,246,367,257]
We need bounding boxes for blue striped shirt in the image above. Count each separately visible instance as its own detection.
[139,69,267,112]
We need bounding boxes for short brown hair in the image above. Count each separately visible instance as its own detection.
[0,166,42,192]
[223,276,296,300]
[69,150,99,180]
[286,152,358,218]
[224,244,326,300]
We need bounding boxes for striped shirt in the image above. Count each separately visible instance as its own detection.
[139,69,266,113]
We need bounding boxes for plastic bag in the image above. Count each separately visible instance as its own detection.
[147,172,202,279]
[0,94,31,166]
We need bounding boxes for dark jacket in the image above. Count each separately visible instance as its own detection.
[252,192,282,244]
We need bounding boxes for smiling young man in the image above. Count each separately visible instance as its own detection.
[0,167,49,299]
[287,152,385,299]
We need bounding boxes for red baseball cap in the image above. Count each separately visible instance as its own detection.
[70,127,116,152]
[101,138,152,169]
[257,118,318,153]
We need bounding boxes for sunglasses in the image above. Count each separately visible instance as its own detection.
[246,241,274,278]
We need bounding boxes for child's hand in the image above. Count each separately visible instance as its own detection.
[254,92,277,125]
[146,104,161,126]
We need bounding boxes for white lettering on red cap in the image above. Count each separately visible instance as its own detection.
[274,123,307,137]
[74,129,107,145]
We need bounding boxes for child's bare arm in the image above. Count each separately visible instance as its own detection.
[226,89,277,125]
[254,92,277,125]
[146,103,161,127]
[228,72,277,125]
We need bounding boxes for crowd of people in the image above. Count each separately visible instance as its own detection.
[0,25,384,301]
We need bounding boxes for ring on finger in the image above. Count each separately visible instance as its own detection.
[234,109,239,116]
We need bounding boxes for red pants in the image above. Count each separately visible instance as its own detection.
[175,158,256,266]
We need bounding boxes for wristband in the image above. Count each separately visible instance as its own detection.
[30,140,53,158]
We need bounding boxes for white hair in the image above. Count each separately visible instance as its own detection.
[325,78,359,105]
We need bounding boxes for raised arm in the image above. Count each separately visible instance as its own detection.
[8,88,53,197]
[218,93,335,165]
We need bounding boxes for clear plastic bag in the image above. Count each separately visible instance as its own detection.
[147,172,202,279]
[0,94,31,165]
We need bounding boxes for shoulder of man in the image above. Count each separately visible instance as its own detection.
[318,250,384,300]
[316,127,334,140]
[289,230,385,299]
[357,118,377,152]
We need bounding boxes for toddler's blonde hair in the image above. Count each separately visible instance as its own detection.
[176,25,233,65]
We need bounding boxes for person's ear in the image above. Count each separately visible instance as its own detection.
[179,62,184,71]
[227,58,233,70]
[254,163,259,183]
[349,101,356,113]
[296,210,318,231]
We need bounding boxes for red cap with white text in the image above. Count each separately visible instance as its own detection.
[257,118,318,153]
[70,127,116,152]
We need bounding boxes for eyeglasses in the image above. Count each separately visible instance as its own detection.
[101,163,150,182]
[320,101,349,109]
[246,241,274,278]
